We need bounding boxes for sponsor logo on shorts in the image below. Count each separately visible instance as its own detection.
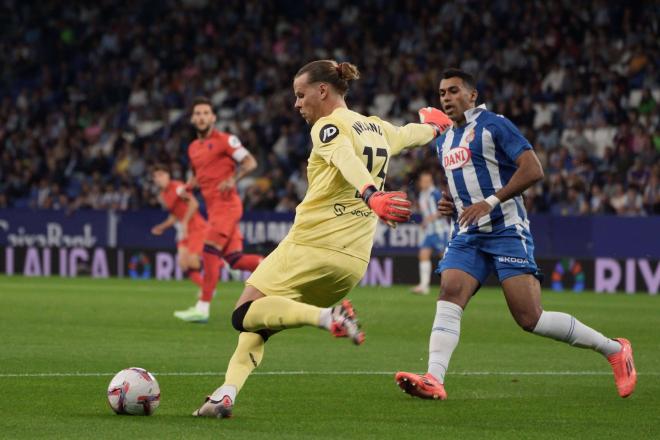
[333,203,372,218]
[497,256,529,265]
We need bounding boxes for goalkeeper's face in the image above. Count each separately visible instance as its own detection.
[293,73,325,125]
[191,104,217,135]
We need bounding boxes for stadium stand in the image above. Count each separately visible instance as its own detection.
[0,0,657,215]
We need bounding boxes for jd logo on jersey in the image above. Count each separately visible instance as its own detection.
[443,146,471,170]
[320,124,339,143]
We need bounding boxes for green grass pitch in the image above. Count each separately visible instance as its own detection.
[0,276,658,439]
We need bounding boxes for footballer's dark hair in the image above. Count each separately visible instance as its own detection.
[295,60,360,96]
[152,163,170,174]
[441,68,476,90]
[191,96,214,113]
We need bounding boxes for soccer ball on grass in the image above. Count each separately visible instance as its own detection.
[107,367,160,415]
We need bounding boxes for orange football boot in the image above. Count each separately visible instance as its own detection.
[607,338,637,398]
[395,371,447,400]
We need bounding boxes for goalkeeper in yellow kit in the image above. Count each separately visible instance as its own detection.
[193,59,451,418]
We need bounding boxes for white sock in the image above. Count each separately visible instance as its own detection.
[210,384,237,402]
[318,307,332,330]
[428,300,463,383]
[532,311,622,357]
[195,300,210,315]
[419,260,432,288]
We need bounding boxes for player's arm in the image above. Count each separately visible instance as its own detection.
[184,170,197,193]
[379,108,451,156]
[437,194,456,217]
[458,120,544,227]
[218,135,258,193]
[151,214,177,235]
[235,153,258,182]
[437,180,455,217]
[314,120,411,223]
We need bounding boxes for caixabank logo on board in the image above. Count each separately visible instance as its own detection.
[0,220,97,248]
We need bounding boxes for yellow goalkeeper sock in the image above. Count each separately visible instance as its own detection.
[222,332,265,396]
[242,296,321,331]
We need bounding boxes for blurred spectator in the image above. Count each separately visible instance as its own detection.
[0,0,657,218]
[589,184,608,214]
[620,185,646,216]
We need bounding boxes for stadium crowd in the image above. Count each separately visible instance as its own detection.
[0,0,658,215]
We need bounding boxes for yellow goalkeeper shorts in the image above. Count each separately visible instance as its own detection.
[246,240,368,307]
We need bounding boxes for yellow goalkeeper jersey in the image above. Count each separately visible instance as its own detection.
[285,107,435,262]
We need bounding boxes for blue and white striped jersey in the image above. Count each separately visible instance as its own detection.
[434,104,532,236]
[418,186,451,237]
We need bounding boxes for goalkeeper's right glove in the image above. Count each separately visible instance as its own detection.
[418,107,452,137]
[361,185,412,223]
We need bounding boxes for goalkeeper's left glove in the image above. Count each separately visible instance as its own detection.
[418,107,452,137]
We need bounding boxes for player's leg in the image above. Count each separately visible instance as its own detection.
[195,291,363,417]
[174,237,224,322]
[222,224,263,272]
[194,246,367,418]
[200,239,225,303]
[173,227,214,321]
[396,238,489,400]
[175,212,232,322]
[428,268,479,378]
[493,226,636,397]
[177,246,203,289]
[174,234,225,322]
[501,274,636,397]
[193,286,270,418]
[412,246,433,295]
[232,244,365,341]
[183,227,206,288]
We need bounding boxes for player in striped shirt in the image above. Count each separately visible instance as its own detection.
[411,170,451,295]
[396,69,636,400]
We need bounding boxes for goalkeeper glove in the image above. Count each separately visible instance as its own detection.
[361,185,412,223]
[418,107,452,137]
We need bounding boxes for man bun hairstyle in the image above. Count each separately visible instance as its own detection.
[296,60,360,96]
[442,68,476,90]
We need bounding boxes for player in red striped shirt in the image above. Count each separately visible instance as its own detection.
[174,97,263,323]
[151,164,209,289]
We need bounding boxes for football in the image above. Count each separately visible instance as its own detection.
[107,368,161,416]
